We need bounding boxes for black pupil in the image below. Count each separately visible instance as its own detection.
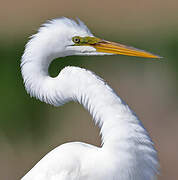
[74,38,80,43]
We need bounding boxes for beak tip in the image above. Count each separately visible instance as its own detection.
[152,55,163,59]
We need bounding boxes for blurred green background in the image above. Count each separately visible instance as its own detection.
[0,0,178,179]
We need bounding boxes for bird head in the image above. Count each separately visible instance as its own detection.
[30,17,160,59]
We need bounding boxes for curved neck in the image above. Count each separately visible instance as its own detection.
[21,51,150,150]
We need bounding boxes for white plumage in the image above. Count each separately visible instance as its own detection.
[21,17,159,180]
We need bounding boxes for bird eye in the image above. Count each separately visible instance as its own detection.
[73,36,80,43]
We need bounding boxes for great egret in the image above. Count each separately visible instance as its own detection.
[21,17,160,180]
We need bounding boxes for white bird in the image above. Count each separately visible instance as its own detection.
[21,17,160,180]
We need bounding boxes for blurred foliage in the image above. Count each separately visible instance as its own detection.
[166,35,178,84]
[0,33,177,144]
[0,39,48,143]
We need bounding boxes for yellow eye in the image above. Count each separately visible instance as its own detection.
[72,36,80,43]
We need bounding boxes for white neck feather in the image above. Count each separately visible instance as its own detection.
[21,45,142,146]
[21,26,158,179]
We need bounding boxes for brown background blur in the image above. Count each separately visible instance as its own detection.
[0,0,178,179]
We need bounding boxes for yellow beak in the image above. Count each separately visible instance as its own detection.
[92,40,161,58]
